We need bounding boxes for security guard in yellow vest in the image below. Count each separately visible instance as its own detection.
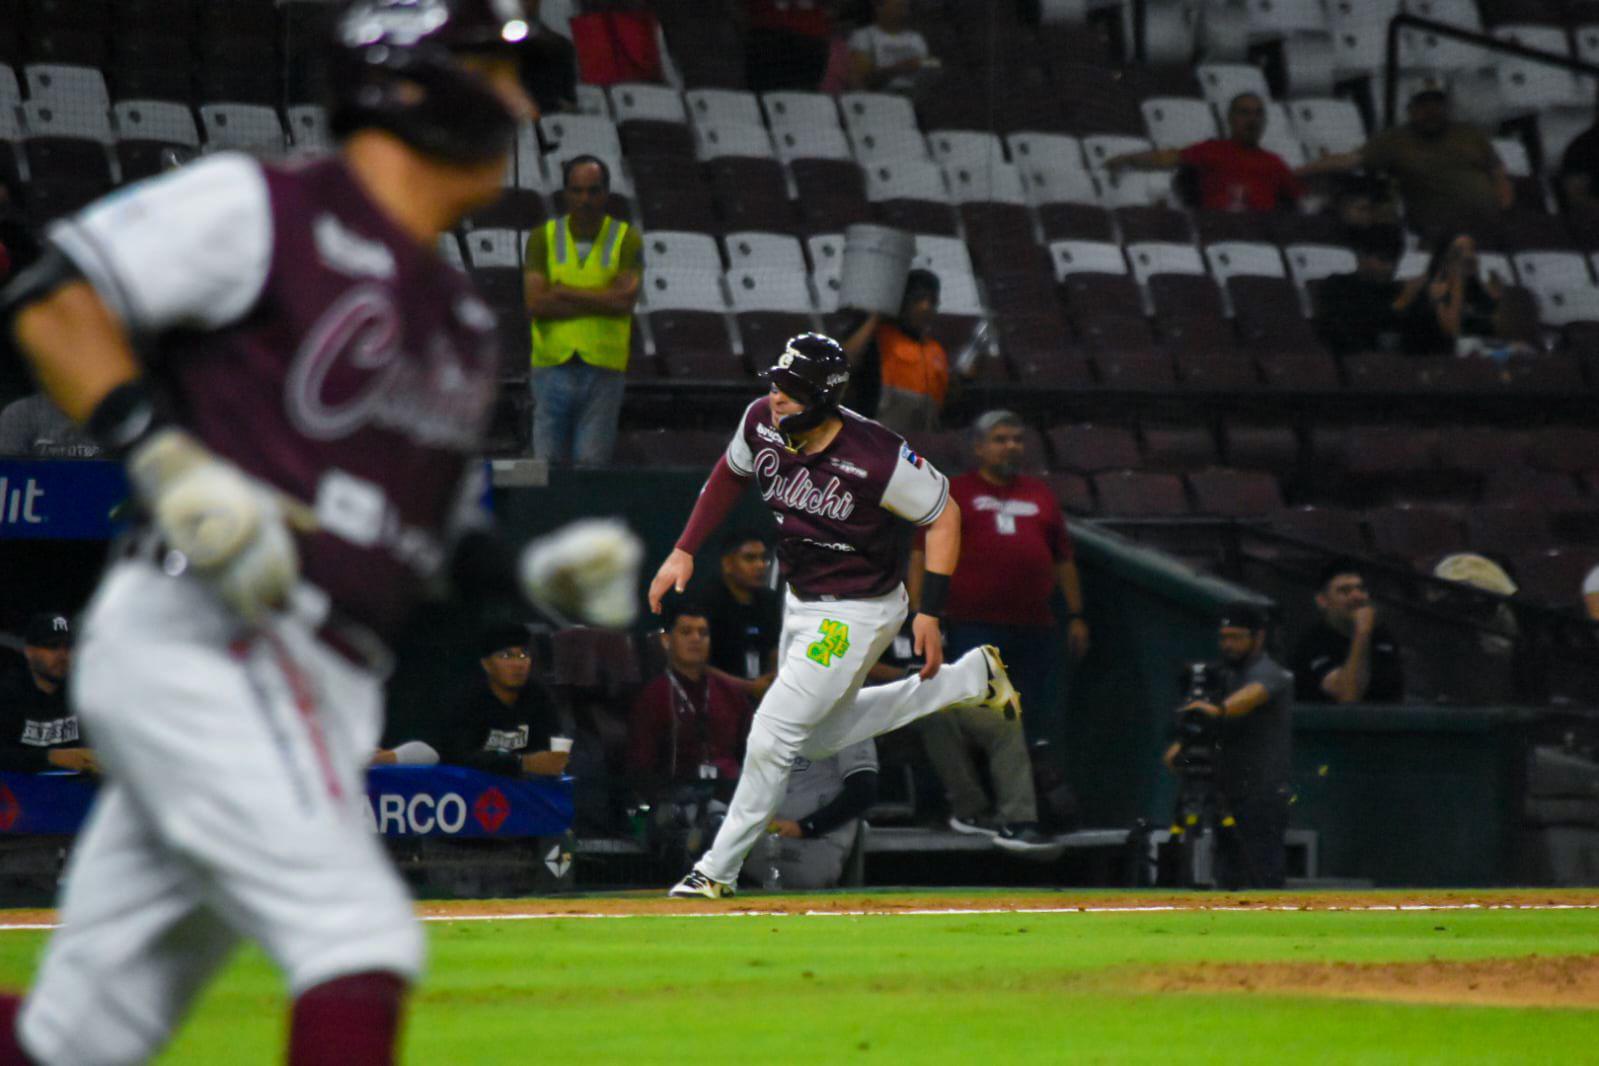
[525,155,642,465]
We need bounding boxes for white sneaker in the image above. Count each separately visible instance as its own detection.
[668,869,736,899]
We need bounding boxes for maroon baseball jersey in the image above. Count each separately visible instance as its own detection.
[725,397,948,599]
[50,153,499,639]
[943,472,1072,627]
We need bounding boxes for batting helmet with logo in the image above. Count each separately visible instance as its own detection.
[761,333,849,445]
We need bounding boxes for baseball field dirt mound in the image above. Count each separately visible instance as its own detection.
[411,887,1599,920]
[1144,954,1599,1009]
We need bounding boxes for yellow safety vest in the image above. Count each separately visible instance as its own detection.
[530,215,633,371]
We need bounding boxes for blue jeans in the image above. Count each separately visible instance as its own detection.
[530,360,624,465]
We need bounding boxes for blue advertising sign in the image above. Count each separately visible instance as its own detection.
[0,767,574,839]
[0,460,130,541]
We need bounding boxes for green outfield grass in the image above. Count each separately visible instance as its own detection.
[1,891,1597,1064]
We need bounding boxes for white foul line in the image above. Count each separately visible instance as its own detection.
[1,901,1597,933]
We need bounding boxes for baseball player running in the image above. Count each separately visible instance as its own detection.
[0,3,640,1064]
[649,333,1020,899]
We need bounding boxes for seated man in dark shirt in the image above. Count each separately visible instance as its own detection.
[374,623,569,778]
[0,613,98,774]
[628,599,753,804]
[704,530,781,701]
[1313,223,1405,355]
[1290,559,1405,704]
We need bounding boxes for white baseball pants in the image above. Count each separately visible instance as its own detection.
[19,561,422,1066]
[695,586,989,885]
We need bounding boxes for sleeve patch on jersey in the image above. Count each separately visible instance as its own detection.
[806,619,852,667]
[900,443,924,468]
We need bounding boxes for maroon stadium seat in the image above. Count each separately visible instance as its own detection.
[1435,426,1533,475]
[1043,472,1096,513]
[1011,348,1096,389]
[648,311,742,382]
[1465,505,1554,555]
[1038,203,1116,243]
[1527,427,1599,473]
[1093,470,1190,516]
[1222,424,1300,474]
[1187,468,1285,517]
[1194,211,1274,244]
[1267,505,1368,552]
[619,120,695,159]
[1061,273,1144,322]
[1046,423,1141,473]
[874,199,958,237]
[1141,425,1219,471]
[1116,205,1192,244]
[1095,349,1178,390]
[1258,350,1341,390]
[1075,312,1159,352]
[735,312,813,367]
[1364,505,1466,559]
[465,188,547,231]
[1509,547,1593,610]
[1173,349,1262,390]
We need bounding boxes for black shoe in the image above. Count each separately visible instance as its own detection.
[994,823,1063,856]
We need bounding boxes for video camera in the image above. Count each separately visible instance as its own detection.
[1171,661,1226,775]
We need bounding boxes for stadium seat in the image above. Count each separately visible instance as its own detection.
[684,88,762,129]
[761,92,841,134]
[286,104,331,152]
[1510,547,1590,610]
[1125,241,1207,288]
[851,127,931,163]
[838,92,919,140]
[1116,205,1192,244]
[1195,63,1272,108]
[539,114,622,164]
[24,64,111,113]
[609,83,687,126]
[1193,211,1275,245]
[694,121,775,161]
[735,311,815,364]
[1222,424,1299,474]
[722,231,805,275]
[1288,97,1367,159]
[467,188,546,231]
[1465,505,1554,555]
[1044,472,1096,513]
[725,267,813,313]
[1492,24,1585,115]
[772,123,853,163]
[642,266,728,312]
[1046,423,1142,473]
[1205,241,1288,286]
[1093,470,1190,516]
[1259,102,1308,168]
[1038,203,1116,242]
[1141,97,1219,150]
[646,311,741,381]
[1258,349,1340,390]
[620,120,695,160]
[1096,349,1179,390]
[1188,468,1285,517]
[1174,349,1262,390]
[464,229,521,269]
[1268,505,1368,552]
[1285,243,1358,298]
[197,103,284,152]
[1142,425,1219,471]
[437,232,466,270]
[1365,505,1466,561]
[926,129,1005,171]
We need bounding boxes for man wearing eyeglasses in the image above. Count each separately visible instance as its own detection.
[373,623,569,777]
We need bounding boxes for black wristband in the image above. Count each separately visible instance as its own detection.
[919,571,950,618]
[798,817,817,838]
[86,378,166,458]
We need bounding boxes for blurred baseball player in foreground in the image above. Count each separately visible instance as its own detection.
[0,2,640,1063]
[649,333,1020,899]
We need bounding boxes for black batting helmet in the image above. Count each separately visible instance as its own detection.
[328,0,530,165]
[762,333,849,444]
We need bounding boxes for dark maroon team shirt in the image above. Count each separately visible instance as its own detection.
[726,397,949,600]
[53,155,499,640]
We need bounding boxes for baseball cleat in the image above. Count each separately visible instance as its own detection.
[948,813,1001,838]
[974,645,1022,721]
[668,869,736,899]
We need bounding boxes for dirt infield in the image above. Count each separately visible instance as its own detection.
[1145,954,1599,1009]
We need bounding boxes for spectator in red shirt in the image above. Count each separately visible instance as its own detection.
[1106,92,1301,212]
[909,411,1088,850]
[627,598,754,807]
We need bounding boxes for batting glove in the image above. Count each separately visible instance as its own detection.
[128,428,311,625]
[519,518,643,628]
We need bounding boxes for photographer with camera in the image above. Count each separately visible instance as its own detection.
[1162,605,1294,890]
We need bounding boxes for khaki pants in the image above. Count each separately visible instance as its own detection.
[918,703,1038,824]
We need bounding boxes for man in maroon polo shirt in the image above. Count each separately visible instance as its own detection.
[911,410,1088,848]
